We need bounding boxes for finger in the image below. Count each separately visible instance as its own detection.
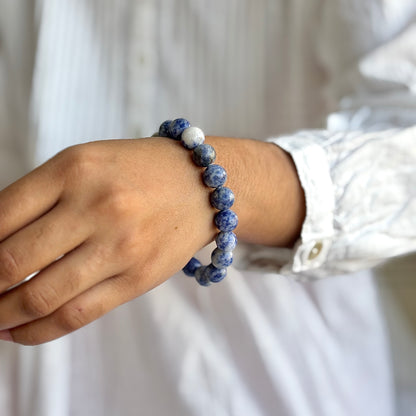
[0,240,123,330]
[0,161,63,242]
[0,202,92,292]
[8,273,135,345]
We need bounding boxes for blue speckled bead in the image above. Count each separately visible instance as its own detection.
[204,264,227,283]
[195,266,211,286]
[211,248,233,268]
[158,120,172,137]
[215,231,237,251]
[192,144,216,167]
[169,118,191,140]
[210,187,235,210]
[214,209,238,232]
[183,257,202,277]
[181,126,205,149]
[203,164,227,188]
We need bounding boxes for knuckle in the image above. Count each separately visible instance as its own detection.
[34,220,56,241]
[57,144,98,182]
[65,269,83,294]
[56,305,90,333]
[89,243,113,270]
[93,243,112,263]
[113,230,140,261]
[124,261,154,293]
[0,247,20,283]
[21,286,56,318]
[100,187,135,219]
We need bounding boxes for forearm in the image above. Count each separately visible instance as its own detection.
[205,136,306,248]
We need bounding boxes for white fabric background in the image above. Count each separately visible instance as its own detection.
[0,1,415,415]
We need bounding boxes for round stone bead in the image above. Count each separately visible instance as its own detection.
[211,248,233,268]
[169,118,191,140]
[214,209,238,232]
[181,127,205,149]
[183,257,202,277]
[192,144,216,167]
[215,231,237,251]
[204,264,227,283]
[195,266,211,286]
[158,120,172,137]
[203,164,227,188]
[210,186,235,210]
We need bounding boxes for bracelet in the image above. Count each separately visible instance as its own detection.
[154,118,238,286]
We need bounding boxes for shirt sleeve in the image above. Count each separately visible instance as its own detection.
[235,22,416,280]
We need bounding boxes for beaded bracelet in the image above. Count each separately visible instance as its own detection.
[154,118,238,286]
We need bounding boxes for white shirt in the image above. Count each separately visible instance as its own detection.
[0,1,415,415]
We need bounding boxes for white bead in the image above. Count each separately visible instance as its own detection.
[181,127,205,149]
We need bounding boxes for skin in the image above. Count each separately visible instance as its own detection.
[0,136,305,345]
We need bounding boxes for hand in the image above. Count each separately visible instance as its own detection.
[0,136,305,345]
[0,138,216,345]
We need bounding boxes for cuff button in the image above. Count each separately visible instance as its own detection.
[308,241,323,260]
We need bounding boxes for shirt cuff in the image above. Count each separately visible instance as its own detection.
[268,133,335,278]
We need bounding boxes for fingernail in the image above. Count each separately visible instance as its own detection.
[0,330,13,342]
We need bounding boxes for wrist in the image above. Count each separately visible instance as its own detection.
[204,136,305,247]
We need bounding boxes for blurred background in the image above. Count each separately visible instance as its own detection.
[376,255,416,414]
